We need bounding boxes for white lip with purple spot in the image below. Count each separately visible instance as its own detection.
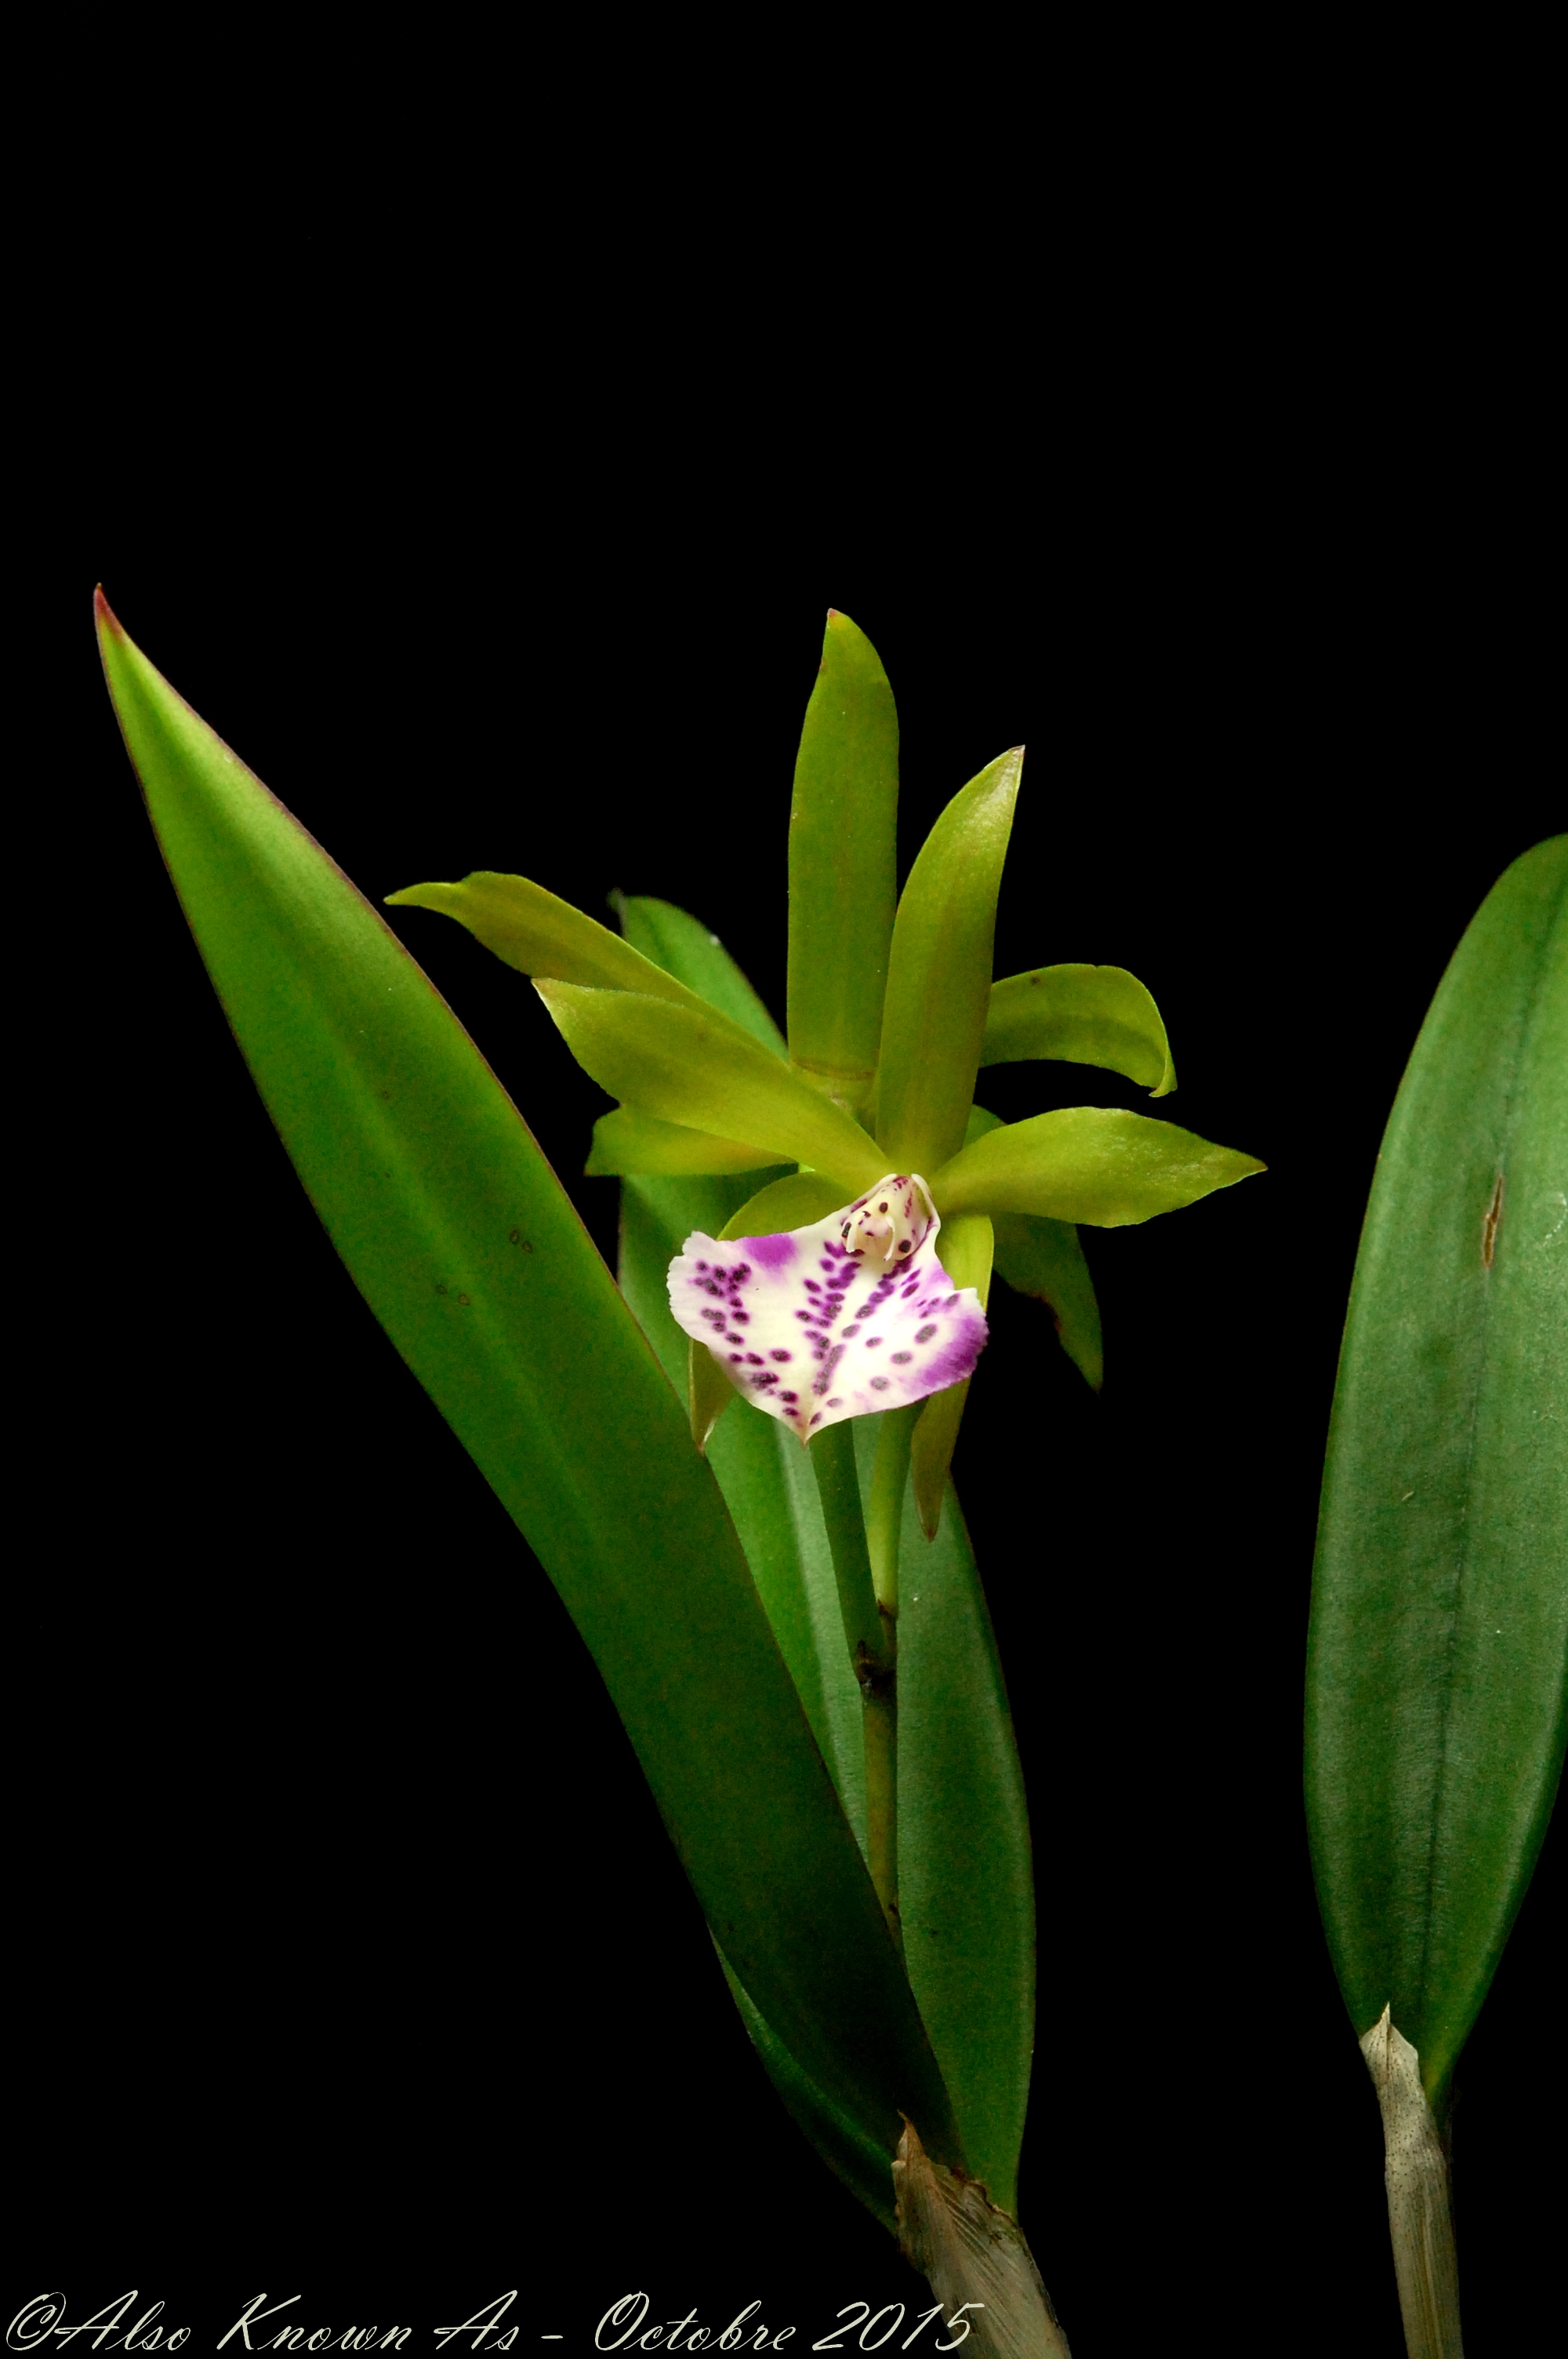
[666,1174,989,1444]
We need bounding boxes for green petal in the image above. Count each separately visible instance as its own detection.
[98,594,960,2175]
[931,1105,1264,1226]
[718,1170,853,1240]
[613,891,787,1056]
[1306,834,1568,2110]
[786,610,899,1116]
[909,1214,994,1539]
[982,963,1176,1096]
[535,982,886,1194]
[876,750,1022,1173]
[387,871,708,1011]
[586,1105,782,1176]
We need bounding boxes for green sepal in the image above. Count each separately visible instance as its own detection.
[992,1215,1104,1393]
[786,610,899,1113]
[963,1106,1103,1390]
[535,981,887,1194]
[586,1105,782,1176]
[386,871,710,1012]
[910,1214,995,1539]
[876,748,1022,1174]
[1306,835,1568,2110]
[98,595,963,2175]
[982,962,1176,1096]
[931,1105,1264,1226]
[612,891,787,1056]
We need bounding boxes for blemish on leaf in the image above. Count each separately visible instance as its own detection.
[457,1293,470,1306]
[1482,1171,1504,1267]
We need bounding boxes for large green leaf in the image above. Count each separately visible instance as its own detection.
[97,594,960,2169]
[614,896,1036,2222]
[786,610,899,1114]
[1306,835,1568,2110]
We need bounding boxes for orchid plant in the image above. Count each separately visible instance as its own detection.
[100,598,1264,2353]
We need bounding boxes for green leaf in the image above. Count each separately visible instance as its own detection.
[1305,836,1568,2110]
[982,963,1176,1096]
[535,982,887,1194]
[97,594,960,2172]
[786,611,899,1114]
[585,1105,782,1176]
[877,749,1022,1174]
[931,1105,1264,1226]
[386,871,710,1012]
[612,891,788,1056]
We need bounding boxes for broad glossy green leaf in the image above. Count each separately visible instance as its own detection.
[982,963,1176,1096]
[787,611,899,1113]
[615,903,1033,2223]
[964,1103,1103,1390]
[535,982,887,1194]
[932,1105,1264,1225]
[386,871,710,1011]
[877,750,1022,1174]
[98,596,960,2169]
[1306,836,1568,2110]
[585,1105,780,1176]
[613,891,787,1056]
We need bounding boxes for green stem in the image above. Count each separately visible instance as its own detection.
[810,1418,902,1951]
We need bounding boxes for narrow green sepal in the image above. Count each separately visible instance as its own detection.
[787,611,899,1103]
[586,1106,782,1177]
[718,1171,851,1241]
[992,1214,1104,1392]
[387,872,710,1011]
[535,982,888,1194]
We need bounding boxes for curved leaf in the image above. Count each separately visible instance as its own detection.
[932,1105,1264,1226]
[97,594,961,2171]
[1306,834,1568,2109]
[982,962,1176,1096]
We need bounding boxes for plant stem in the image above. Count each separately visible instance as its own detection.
[810,1416,907,1951]
[1360,2009,1465,2358]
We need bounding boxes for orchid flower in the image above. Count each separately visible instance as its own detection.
[387,611,1262,1534]
[667,1174,987,1445]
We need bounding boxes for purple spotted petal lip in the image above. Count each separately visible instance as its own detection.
[666,1172,988,1445]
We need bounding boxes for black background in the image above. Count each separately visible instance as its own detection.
[13,199,1560,2356]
